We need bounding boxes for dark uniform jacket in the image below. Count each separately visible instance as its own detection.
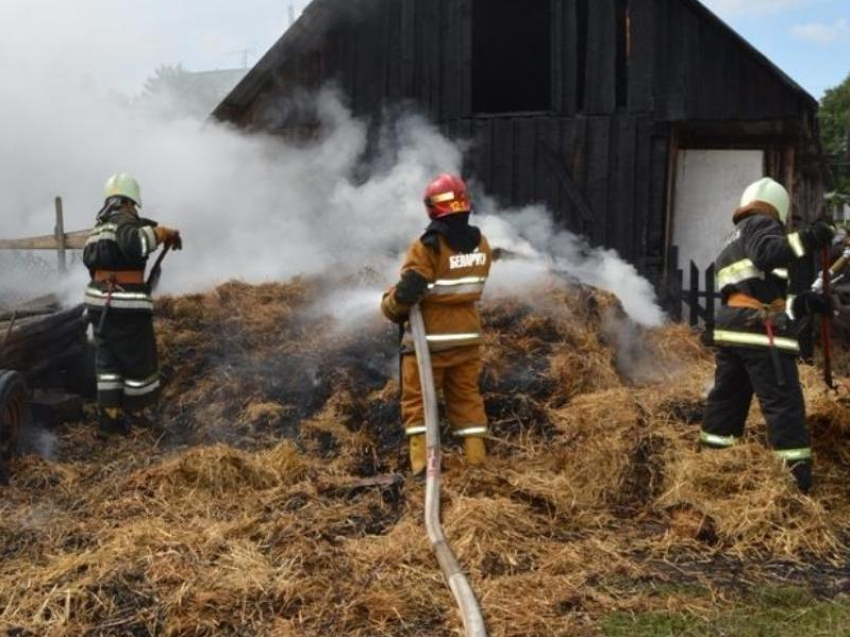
[83,202,160,314]
[713,212,807,353]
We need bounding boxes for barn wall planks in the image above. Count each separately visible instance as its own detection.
[584,0,618,115]
[216,0,821,279]
[627,0,655,114]
[462,114,662,265]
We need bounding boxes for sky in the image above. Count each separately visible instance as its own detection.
[0,0,311,97]
[0,1,846,100]
[702,0,850,97]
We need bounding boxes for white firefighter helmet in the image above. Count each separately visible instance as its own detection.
[103,173,142,207]
[740,177,790,224]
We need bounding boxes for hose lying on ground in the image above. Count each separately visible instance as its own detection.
[409,303,487,637]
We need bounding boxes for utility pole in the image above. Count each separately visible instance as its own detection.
[228,49,254,69]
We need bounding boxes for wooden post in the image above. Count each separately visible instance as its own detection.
[689,261,699,327]
[54,197,66,275]
[704,263,716,326]
[665,245,683,322]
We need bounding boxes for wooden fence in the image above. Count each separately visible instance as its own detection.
[0,197,88,273]
[662,245,817,360]
[663,246,721,326]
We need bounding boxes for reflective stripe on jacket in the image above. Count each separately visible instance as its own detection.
[713,213,805,351]
[83,205,159,314]
[388,234,491,353]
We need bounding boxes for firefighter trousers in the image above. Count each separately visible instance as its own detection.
[702,346,810,457]
[401,345,488,439]
[91,310,161,413]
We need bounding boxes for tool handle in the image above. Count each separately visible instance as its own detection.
[146,245,172,290]
[821,246,835,389]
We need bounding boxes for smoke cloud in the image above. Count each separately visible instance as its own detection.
[0,5,665,329]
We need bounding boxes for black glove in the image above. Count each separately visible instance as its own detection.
[800,220,835,253]
[394,269,430,305]
[792,291,833,319]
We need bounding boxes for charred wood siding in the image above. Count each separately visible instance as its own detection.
[654,0,808,122]
[217,0,819,277]
[289,0,811,124]
[463,115,668,268]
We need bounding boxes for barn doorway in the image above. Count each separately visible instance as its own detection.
[672,149,765,287]
[472,0,551,113]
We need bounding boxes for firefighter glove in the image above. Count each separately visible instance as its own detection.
[832,294,850,331]
[154,226,183,250]
[801,220,835,253]
[792,291,833,318]
[394,269,430,306]
[381,291,408,324]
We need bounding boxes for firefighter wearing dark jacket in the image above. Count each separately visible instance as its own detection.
[701,177,834,492]
[381,174,492,475]
[83,173,182,434]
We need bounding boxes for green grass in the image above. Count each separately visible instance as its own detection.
[601,587,850,636]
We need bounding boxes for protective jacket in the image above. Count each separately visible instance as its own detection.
[83,199,162,413]
[713,210,808,353]
[83,201,160,314]
[381,220,492,353]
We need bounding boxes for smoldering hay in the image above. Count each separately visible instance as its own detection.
[3,279,850,636]
[4,13,849,633]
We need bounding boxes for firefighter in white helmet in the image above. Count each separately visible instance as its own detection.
[83,173,182,435]
[700,177,834,492]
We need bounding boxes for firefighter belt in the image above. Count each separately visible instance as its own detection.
[725,292,791,386]
[94,269,145,285]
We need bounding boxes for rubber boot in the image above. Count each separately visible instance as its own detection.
[98,407,130,437]
[408,434,427,476]
[789,460,813,494]
[463,436,487,466]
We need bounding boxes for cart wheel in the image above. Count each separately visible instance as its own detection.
[0,370,26,461]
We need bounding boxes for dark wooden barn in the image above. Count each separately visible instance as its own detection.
[213,0,826,295]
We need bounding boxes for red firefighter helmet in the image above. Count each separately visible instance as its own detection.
[423,173,472,219]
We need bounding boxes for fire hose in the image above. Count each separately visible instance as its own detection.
[409,304,487,637]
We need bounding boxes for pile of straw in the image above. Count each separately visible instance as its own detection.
[2,279,849,636]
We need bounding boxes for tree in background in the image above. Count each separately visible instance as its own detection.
[136,64,245,121]
[819,72,850,205]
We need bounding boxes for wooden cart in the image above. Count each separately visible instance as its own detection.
[0,299,89,484]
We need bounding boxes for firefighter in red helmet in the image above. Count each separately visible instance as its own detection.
[381,174,493,474]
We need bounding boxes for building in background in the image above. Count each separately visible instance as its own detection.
[213,0,828,308]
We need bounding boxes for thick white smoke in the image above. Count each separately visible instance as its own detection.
[0,3,664,328]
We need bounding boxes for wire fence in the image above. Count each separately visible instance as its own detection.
[0,197,89,309]
[0,250,84,309]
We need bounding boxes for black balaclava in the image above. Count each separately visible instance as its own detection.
[421,212,481,254]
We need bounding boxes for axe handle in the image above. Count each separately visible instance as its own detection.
[146,245,171,289]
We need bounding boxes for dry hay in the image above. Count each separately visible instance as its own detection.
[2,279,850,635]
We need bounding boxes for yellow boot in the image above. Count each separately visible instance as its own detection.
[464,436,487,466]
[408,434,427,475]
